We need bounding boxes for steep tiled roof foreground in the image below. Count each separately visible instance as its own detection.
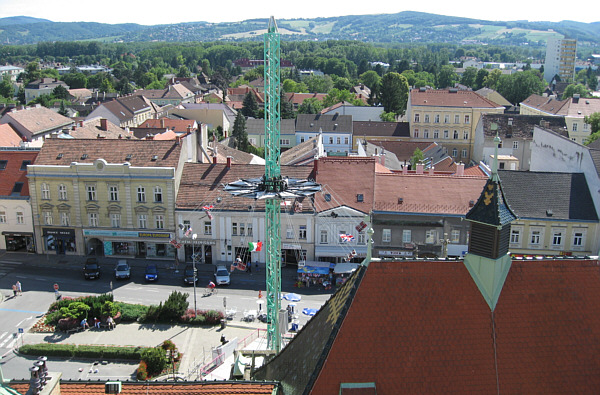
[256,259,600,394]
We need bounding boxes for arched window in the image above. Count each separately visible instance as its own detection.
[58,184,67,200]
[41,183,50,200]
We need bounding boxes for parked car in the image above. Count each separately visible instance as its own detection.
[214,265,231,286]
[83,258,101,280]
[114,260,131,280]
[183,265,198,285]
[145,264,158,282]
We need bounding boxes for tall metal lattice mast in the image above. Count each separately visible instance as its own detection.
[264,16,282,351]
[224,17,320,352]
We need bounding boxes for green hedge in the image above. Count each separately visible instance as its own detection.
[19,343,150,360]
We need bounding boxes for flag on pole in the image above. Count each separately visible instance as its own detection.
[248,241,263,252]
[184,228,193,237]
[340,234,355,242]
[203,205,214,220]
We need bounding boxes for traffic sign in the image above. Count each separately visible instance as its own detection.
[223,297,227,309]
[53,283,59,291]
[18,328,23,334]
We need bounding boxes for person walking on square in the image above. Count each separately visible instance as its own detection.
[16,281,21,296]
[11,284,17,297]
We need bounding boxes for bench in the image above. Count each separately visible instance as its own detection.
[99,323,116,330]
[66,326,83,334]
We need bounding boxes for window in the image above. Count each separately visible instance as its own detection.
[154,186,162,203]
[424,130,429,138]
[111,213,121,228]
[299,225,307,239]
[204,221,212,235]
[444,114,450,123]
[433,130,439,139]
[324,194,331,202]
[510,229,520,244]
[382,229,391,243]
[240,223,246,236]
[88,213,99,227]
[0,212,6,223]
[402,229,411,243]
[572,123,578,132]
[454,115,460,124]
[41,183,50,200]
[414,129,419,138]
[232,222,238,236]
[0,160,6,170]
[16,212,24,224]
[426,230,436,244]
[249,138,257,145]
[357,194,364,202]
[43,211,53,225]
[280,139,290,145]
[58,184,67,200]
[12,182,23,194]
[137,186,146,202]
[61,212,70,226]
[530,230,541,245]
[452,148,458,157]
[182,220,191,234]
[138,214,148,229]
[434,114,440,123]
[414,113,420,122]
[344,137,349,145]
[463,131,469,140]
[424,114,430,123]
[155,215,164,229]
[20,160,31,170]
[329,137,334,144]
[451,230,460,243]
[552,231,563,246]
[86,185,96,201]
[444,130,449,139]
[453,130,459,139]
[109,185,119,201]
[336,137,341,145]
[461,149,468,158]
[573,231,583,246]
[286,227,294,239]
[358,231,366,244]
[320,229,328,244]
[513,141,519,150]
[464,115,470,124]
[247,223,253,236]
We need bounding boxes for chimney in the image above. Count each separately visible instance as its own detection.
[456,162,465,176]
[79,120,84,127]
[187,125,191,134]
[429,166,435,175]
[213,156,217,164]
[402,164,408,175]
[313,158,319,175]
[161,118,165,128]
[100,118,108,131]
[226,156,232,168]
[416,162,424,175]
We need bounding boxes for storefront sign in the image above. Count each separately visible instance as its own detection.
[1,232,33,236]
[138,232,171,239]
[379,250,413,257]
[178,239,217,245]
[43,228,75,237]
[282,243,302,250]
[83,229,172,239]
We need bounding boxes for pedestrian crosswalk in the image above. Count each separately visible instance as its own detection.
[0,261,22,279]
[0,331,18,349]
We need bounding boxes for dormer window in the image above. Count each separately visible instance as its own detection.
[151,155,158,161]
[357,194,364,202]
[56,153,63,159]
[81,154,88,160]
[126,154,132,161]
[324,194,331,202]
[20,160,31,170]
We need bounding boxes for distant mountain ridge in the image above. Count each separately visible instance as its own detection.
[0,12,598,46]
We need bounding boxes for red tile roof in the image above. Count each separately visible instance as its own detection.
[0,150,38,196]
[34,139,182,168]
[520,94,569,115]
[314,158,376,213]
[140,118,197,132]
[306,258,600,394]
[0,123,23,147]
[410,89,503,108]
[9,381,276,394]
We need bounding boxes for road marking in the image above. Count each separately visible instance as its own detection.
[0,261,21,265]
[0,308,45,314]
[0,332,7,341]
[15,316,33,327]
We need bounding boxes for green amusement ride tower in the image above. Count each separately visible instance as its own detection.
[225,17,320,352]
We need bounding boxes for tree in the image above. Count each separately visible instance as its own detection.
[58,101,68,117]
[380,112,396,122]
[0,77,13,99]
[484,69,502,90]
[496,70,545,105]
[379,72,409,116]
[232,111,249,152]
[176,65,190,78]
[333,77,352,91]
[584,113,600,145]
[359,70,381,93]
[62,72,87,89]
[474,69,489,90]
[460,67,477,88]
[304,75,333,93]
[323,88,355,108]
[241,92,259,118]
[52,85,69,100]
[280,90,295,119]
[563,84,590,99]
[201,59,212,76]
[297,97,324,114]
[410,148,425,169]
[437,65,458,89]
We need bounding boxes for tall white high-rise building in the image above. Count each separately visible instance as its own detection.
[544,37,577,83]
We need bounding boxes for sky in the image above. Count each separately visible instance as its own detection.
[0,0,597,25]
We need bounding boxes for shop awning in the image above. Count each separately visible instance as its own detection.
[334,262,359,274]
[315,245,367,258]
[297,266,330,275]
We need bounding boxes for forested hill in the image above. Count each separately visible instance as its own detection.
[1,11,599,47]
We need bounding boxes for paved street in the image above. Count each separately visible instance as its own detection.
[0,250,333,380]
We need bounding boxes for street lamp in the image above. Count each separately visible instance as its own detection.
[192,246,198,318]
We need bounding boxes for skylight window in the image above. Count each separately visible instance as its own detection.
[20,160,31,170]
[0,160,7,170]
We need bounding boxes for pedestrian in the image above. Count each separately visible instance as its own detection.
[255,261,259,272]
[11,284,17,297]
[16,281,21,296]
[107,315,115,330]
[247,261,252,274]
[81,318,89,330]
[94,317,101,329]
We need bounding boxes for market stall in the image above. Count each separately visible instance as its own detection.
[296,261,333,288]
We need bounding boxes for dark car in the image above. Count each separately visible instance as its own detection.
[183,265,198,285]
[145,264,159,282]
[83,258,101,280]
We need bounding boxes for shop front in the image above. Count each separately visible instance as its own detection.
[180,239,216,265]
[282,243,307,266]
[315,245,367,264]
[83,229,176,258]
[42,228,76,254]
[296,261,334,288]
[2,232,35,252]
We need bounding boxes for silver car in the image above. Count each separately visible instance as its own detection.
[214,265,231,285]
[114,260,131,280]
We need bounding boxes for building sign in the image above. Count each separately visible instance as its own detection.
[83,229,172,239]
[177,239,217,245]
[43,228,75,237]
[379,250,413,257]
[283,243,302,250]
